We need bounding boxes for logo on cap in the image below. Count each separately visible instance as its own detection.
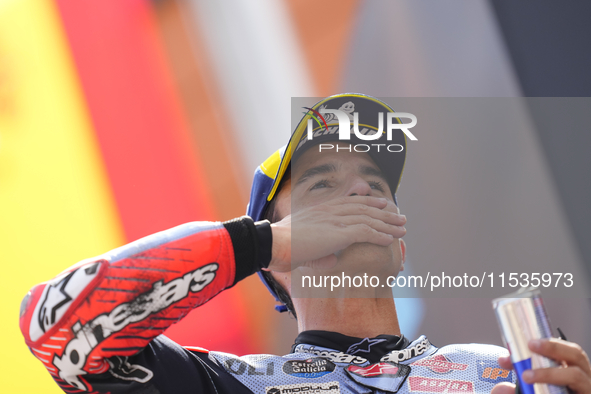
[303,101,417,142]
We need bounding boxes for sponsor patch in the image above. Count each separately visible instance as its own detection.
[265,381,339,394]
[283,357,335,378]
[224,358,274,376]
[346,362,410,392]
[408,376,474,393]
[347,362,406,378]
[477,360,512,383]
[412,354,468,374]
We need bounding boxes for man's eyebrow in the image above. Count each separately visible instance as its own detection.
[359,165,387,182]
[295,163,337,185]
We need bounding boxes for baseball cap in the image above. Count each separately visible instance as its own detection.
[246,93,409,311]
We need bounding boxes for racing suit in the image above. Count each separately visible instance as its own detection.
[19,217,515,393]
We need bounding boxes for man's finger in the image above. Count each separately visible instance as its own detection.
[328,195,389,209]
[523,366,591,393]
[491,382,515,394]
[339,215,406,238]
[329,203,406,226]
[349,224,396,246]
[498,356,513,370]
[529,339,591,375]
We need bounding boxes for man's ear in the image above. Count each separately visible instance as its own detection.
[400,239,406,272]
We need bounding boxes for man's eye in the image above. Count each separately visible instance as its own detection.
[310,179,330,190]
[369,181,385,192]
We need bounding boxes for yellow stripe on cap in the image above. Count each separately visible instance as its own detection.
[260,149,282,179]
[265,134,299,202]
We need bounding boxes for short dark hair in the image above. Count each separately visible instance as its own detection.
[261,168,297,318]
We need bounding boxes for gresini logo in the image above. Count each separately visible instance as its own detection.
[301,101,417,153]
[266,381,339,394]
[294,345,367,364]
[381,338,432,363]
[53,263,218,390]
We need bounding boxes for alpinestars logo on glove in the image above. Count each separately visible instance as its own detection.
[53,263,218,390]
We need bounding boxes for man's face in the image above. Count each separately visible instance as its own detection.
[290,144,395,210]
[273,143,404,278]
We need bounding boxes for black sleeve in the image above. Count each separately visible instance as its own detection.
[85,335,253,394]
[223,216,272,285]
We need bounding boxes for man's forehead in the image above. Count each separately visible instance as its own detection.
[294,143,378,167]
[292,148,384,182]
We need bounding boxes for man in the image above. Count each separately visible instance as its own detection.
[19,94,591,393]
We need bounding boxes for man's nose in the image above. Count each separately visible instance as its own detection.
[347,177,373,197]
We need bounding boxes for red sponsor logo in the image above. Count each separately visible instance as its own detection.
[347,362,399,377]
[413,354,468,374]
[408,376,474,393]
